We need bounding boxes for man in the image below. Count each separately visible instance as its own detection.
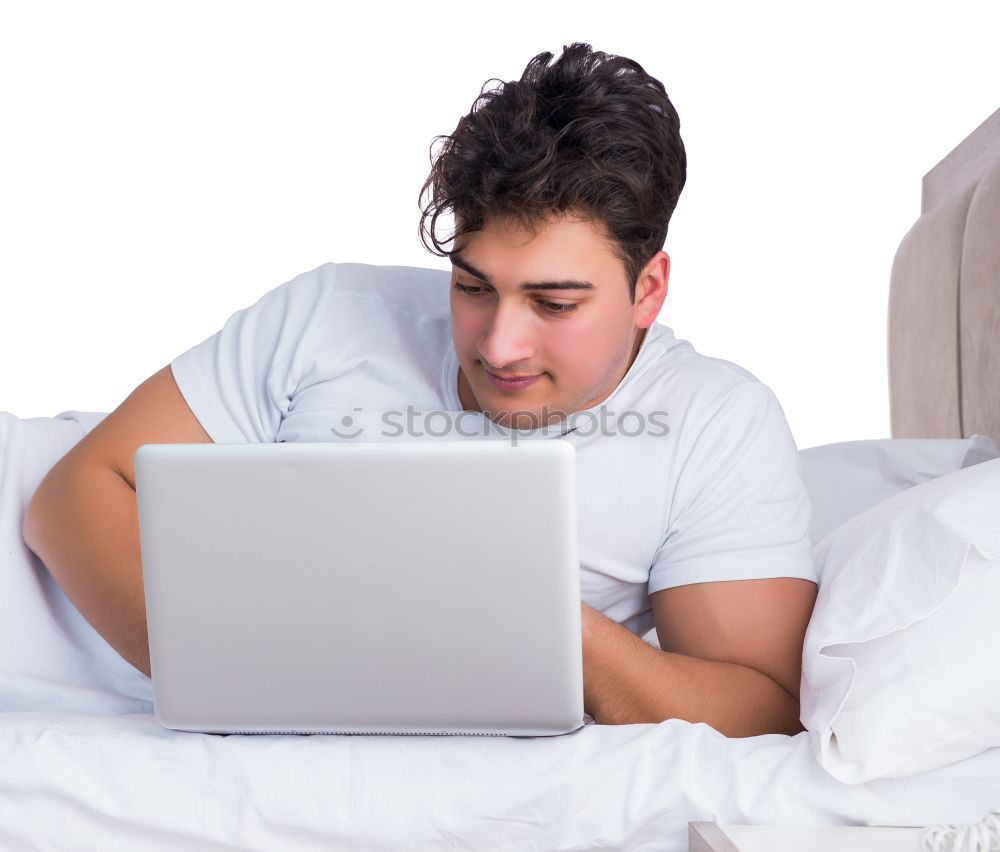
[23,42,817,737]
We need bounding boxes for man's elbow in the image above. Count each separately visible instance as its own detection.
[743,660,801,703]
[776,688,806,737]
[751,668,806,737]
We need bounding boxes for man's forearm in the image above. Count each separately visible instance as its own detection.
[581,604,804,737]
[22,457,151,678]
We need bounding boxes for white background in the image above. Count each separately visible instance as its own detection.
[2,0,997,448]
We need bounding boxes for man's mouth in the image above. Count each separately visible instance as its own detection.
[484,368,543,391]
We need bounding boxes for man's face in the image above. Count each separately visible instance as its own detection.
[449,212,669,429]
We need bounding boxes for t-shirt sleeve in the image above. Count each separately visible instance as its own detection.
[169,264,334,444]
[648,379,818,594]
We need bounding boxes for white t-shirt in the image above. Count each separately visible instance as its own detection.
[170,261,818,638]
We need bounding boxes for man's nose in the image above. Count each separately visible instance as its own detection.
[478,301,536,372]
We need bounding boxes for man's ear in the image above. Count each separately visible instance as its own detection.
[634,251,670,326]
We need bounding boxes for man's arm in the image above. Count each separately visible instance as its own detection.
[580,577,817,737]
[21,365,213,678]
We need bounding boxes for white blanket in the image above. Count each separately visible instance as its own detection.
[2,411,999,851]
[2,711,1000,851]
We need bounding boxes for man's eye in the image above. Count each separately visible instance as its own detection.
[455,283,578,315]
[540,301,578,314]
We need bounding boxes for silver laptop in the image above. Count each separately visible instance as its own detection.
[133,438,585,737]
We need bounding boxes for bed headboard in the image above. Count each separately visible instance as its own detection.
[888,107,1000,440]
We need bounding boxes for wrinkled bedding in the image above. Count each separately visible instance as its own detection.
[4,710,1000,851]
[2,410,998,851]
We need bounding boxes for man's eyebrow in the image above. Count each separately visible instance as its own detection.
[449,252,596,291]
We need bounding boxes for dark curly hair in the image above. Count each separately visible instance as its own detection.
[418,42,686,303]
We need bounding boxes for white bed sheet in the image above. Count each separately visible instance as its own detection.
[3,710,1000,851]
[3,411,1000,851]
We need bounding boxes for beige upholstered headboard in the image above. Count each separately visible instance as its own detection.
[888,107,1000,440]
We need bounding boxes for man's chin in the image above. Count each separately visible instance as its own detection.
[478,401,571,431]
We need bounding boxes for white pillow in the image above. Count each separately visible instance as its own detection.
[798,434,999,545]
[0,409,154,715]
[800,455,1000,783]
[639,435,999,649]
